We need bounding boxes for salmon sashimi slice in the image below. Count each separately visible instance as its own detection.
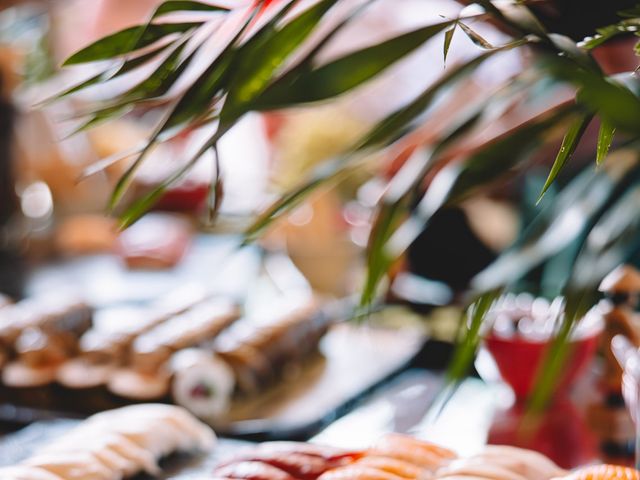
[557,465,640,480]
[375,435,456,461]
[470,446,567,480]
[355,456,430,479]
[437,462,528,480]
[367,444,445,471]
[213,461,298,480]
[319,465,407,480]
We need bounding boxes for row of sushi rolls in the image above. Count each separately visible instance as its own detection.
[0,290,638,479]
[0,287,328,419]
[0,402,637,480]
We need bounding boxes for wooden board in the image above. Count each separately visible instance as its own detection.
[0,325,426,439]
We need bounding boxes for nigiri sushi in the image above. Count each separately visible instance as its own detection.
[214,461,298,480]
[556,465,640,480]
[355,456,429,479]
[216,442,361,480]
[318,465,406,480]
[461,446,567,480]
[369,434,455,470]
[0,466,63,480]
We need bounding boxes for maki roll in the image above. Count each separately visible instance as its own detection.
[0,295,93,410]
[171,299,329,419]
[107,298,240,402]
[55,287,210,410]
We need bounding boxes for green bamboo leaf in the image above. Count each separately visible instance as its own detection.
[355,39,527,150]
[153,1,229,17]
[243,155,369,244]
[64,1,228,65]
[107,9,256,210]
[220,0,339,124]
[67,105,133,137]
[458,22,493,49]
[619,5,640,17]
[548,33,600,72]
[207,144,224,223]
[529,180,640,412]
[446,290,501,381]
[63,22,200,65]
[378,104,575,276]
[537,112,593,203]
[255,19,456,109]
[119,185,169,229]
[443,23,456,64]
[543,56,640,133]
[472,156,640,293]
[596,118,616,166]
[41,37,181,105]
[359,200,406,312]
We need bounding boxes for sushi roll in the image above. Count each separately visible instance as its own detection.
[55,289,210,409]
[107,298,239,402]
[1,359,57,409]
[214,300,327,394]
[170,348,236,420]
[129,298,240,374]
[171,300,327,419]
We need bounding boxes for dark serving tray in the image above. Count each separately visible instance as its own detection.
[0,369,497,476]
[0,325,427,440]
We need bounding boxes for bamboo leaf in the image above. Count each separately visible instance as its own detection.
[458,22,493,49]
[529,180,640,412]
[472,156,640,293]
[619,5,640,17]
[256,19,456,109]
[447,290,501,381]
[355,39,527,150]
[538,112,593,203]
[67,105,133,136]
[153,1,229,17]
[119,185,169,229]
[543,56,640,133]
[443,23,456,64]
[207,144,224,223]
[243,155,368,244]
[63,22,201,65]
[359,200,406,312]
[64,1,228,65]
[107,8,258,210]
[596,118,616,166]
[220,0,339,124]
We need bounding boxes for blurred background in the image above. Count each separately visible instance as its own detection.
[1,0,640,472]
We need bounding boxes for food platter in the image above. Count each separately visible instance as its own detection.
[0,324,426,439]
